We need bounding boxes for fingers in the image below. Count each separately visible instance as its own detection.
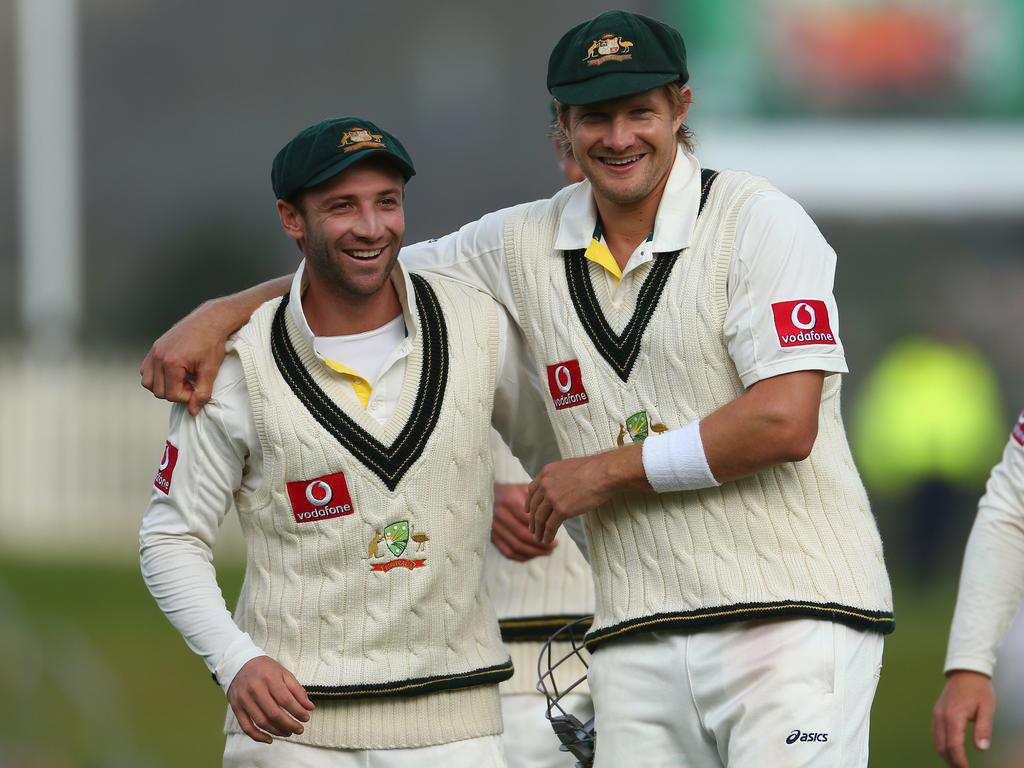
[973,695,994,753]
[150,356,167,400]
[229,698,273,744]
[188,362,216,417]
[943,706,971,768]
[492,511,555,560]
[140,350,155,391]
[228,658,313,745]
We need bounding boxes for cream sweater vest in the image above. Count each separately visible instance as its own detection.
[503,170,894,652]
[486,433,593,695]
[226,274,509,748]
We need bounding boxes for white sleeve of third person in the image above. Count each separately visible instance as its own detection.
[945,418,1024,677]
[139,354,266,693]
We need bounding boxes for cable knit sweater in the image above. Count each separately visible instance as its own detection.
[503,171,894,651]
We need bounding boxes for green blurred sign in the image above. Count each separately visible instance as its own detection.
[663,0,1024,117]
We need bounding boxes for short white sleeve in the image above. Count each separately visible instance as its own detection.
[724,190,849,388]
[399,203,533,325]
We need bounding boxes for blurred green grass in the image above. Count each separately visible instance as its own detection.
[0,558,1001,767]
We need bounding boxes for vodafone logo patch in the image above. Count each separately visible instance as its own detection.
[286,472,355,523]
[546,360,589,410]
[771,300,836,348]
[1012,411,1024,448]
[154,441,178,495]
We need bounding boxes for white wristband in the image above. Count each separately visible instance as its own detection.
[642,419,720,493]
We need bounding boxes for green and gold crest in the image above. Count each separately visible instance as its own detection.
[383,520,410,557]
[625,411,650,442]
[617,411,668,445]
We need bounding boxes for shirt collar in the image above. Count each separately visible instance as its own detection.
[287,260,418,365]
[552,146,702,254]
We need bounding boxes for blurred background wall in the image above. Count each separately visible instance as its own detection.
[1,0,1023,766]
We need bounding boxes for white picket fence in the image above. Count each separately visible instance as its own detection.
[0,349,242,562]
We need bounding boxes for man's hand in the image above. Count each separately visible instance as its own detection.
[528,444,647,545]
[492,483,556,561]
[140,301,232,416]
[140,275,292,415]
[932,670,995,768]
[227,656,315,744]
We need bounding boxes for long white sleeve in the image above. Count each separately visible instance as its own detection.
[945,424,1024,676]
[139,355,266,692]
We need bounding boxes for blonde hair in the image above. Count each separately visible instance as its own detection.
[552,84,695,156]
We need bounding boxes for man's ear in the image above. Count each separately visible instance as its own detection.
[674,86,693,132]
[277,199,305,242]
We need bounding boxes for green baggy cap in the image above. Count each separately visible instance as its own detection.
[271,117,415,201]
[547,9,688,106]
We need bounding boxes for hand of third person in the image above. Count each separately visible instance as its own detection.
[491,482,557,561]
[932,670,995,768]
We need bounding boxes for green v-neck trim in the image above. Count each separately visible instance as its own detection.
[270,273,449,491]
[563,168,719,382]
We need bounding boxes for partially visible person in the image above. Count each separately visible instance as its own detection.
[487,432,593,768]
[933,409,1024,768]
[140,116,560,768]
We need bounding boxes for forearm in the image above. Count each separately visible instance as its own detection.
[203,274,292,335]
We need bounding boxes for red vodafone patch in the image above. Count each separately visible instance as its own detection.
[546,360,589,410]
[771,300,837,348]
[154,441,178,495]
[286,472,355,523]
[1012,411,1024,447]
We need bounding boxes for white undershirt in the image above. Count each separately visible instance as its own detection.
[315,314,407,390]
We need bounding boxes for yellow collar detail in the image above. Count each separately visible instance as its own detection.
[584,236,621,281]
[322,358,372,409]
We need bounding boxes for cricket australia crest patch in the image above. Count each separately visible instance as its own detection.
[286,472,355,523]
[368,520,429,572]
[153,441,178,495]
[1013,410,1024,447]
[339,127,385,153]
[583,33,635,65]
[617,410,668,445]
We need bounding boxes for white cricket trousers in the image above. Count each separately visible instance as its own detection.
[223,732,505,767]
[588,619,884,768]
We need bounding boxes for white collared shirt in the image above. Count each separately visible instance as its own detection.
[402,146,848,388]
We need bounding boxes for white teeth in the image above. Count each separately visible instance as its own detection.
[349,249,383,259]
[603,155,642,166]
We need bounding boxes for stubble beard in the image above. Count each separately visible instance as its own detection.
[584,150,673,207]
[303,227,400,302]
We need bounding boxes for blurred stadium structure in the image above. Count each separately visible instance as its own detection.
[2,0,1024,765]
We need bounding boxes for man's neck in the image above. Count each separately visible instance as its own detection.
[302,277,403,337]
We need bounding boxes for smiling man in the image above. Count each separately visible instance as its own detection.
[139,117,560,768]
[140,11,894,767]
